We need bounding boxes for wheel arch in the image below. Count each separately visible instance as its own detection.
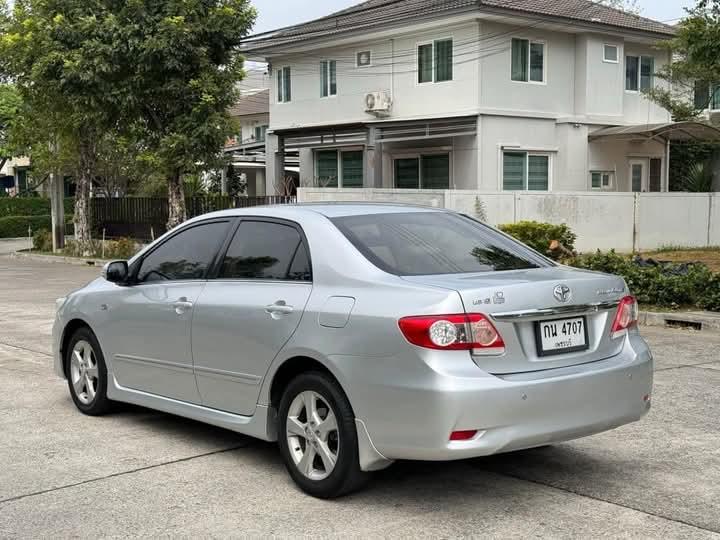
[267,354,351,415]
[60,318,95,377]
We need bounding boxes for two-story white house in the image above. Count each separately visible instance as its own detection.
[243,0,720,194]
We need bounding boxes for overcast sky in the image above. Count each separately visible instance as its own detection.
[250,0,695,34]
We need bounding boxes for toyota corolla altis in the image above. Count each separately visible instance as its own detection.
[53,204,652,498]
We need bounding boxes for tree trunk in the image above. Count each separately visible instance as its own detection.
[73,138,95,256]
[167,170,187,230]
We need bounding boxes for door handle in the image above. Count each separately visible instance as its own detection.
[173,297,194,315]
[265,301,294,316]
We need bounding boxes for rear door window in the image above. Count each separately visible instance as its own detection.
[331,212,550,275]
[219,221,311,281]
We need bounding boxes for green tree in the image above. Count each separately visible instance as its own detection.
[0,0,124,253]
[644,0,720,191]
[0,84,21,170]
[646,0,720,120]
[110,1,256,228]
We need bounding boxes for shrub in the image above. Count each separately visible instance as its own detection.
[499,221,576,260]
[62,237,139,259]
[698,273,720,312]
[32,228,53,251]
[568,250,719,312]
[104,237,139,259]
[0,215,52,238]
[0,197,74,218]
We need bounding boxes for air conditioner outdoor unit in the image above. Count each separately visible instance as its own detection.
[709,111,720,126]
[364,91,392,116]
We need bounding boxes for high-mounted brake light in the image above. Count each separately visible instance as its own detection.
[398,313,505,354]
[610,295,638,339]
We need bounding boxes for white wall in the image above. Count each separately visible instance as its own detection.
[298,188,720,252]
[269,22,480,130]
[480,21,576,116]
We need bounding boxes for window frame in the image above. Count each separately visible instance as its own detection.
[320,60,338,98]
[510,37,547,85]
[313,148,365,188]
[501,150,552,191]
[416,37,454,85]
[392,151,452,189]
[129,218,235,285]
[253,125,268,142]
[603,44,619,64]
[355,50,372,68]
[625,54,654,93]
[277,66,291,103]
[590,170,614,191]
[211,217,313,283]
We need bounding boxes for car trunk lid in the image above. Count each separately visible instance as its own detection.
[402,267,628,374]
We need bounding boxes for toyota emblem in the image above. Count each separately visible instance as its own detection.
[553,284,572,303]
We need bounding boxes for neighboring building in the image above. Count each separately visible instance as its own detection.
[224,71,299,195]
[0,157,31,196]
[242,0,720,194]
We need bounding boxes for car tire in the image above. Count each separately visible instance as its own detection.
[65,327,113,416]
[278,371,368,498]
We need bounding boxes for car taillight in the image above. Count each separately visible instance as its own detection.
[610,295,638,339]
[398,313,505,354]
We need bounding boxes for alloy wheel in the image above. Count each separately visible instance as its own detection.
[286,390,340,481]
[69,340,99,405]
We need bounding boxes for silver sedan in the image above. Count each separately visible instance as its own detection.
[53,204,653,498]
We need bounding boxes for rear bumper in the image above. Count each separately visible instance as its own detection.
[333,332,652,465]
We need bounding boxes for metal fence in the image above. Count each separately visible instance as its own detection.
[91,196,296,240]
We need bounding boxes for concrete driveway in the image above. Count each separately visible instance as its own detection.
[0,254,719,538]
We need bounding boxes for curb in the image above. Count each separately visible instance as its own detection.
[639,310,720,332]
[12,250,111,267]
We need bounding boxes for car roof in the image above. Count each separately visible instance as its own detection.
[193,202,447,221]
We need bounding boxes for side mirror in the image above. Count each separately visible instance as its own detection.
[102,260,129,284]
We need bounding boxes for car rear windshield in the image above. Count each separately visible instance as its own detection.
[331,212,551,276]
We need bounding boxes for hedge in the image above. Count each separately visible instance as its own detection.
[0,215,74,238]
[569,250,720,312]
[0,197,74,218]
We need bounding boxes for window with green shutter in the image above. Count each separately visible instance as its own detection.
[421,155,450,189]
[512,39,544,83]
[640,56,654,91]
[503,152,526,190]
[278,66,291,102]
[394,154,450,189]
[418,39,453,84]
[320,60,337,97]
[341,151,363,188]
[316,150,339,187]
[395,158,420,189]
[511,39,528,82]
[527,155,548,190]
[418,44,433,84]
[626,55,653,92]
[434,39,453,82]
[316,150,364,187]
[625,56,639,91]
[503,152,549,191]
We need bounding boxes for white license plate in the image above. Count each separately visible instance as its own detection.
[535,317,588,356]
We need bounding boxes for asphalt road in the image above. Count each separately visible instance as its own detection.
[1,254,719,538]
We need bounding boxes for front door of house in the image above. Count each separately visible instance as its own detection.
[629,159,647,192]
